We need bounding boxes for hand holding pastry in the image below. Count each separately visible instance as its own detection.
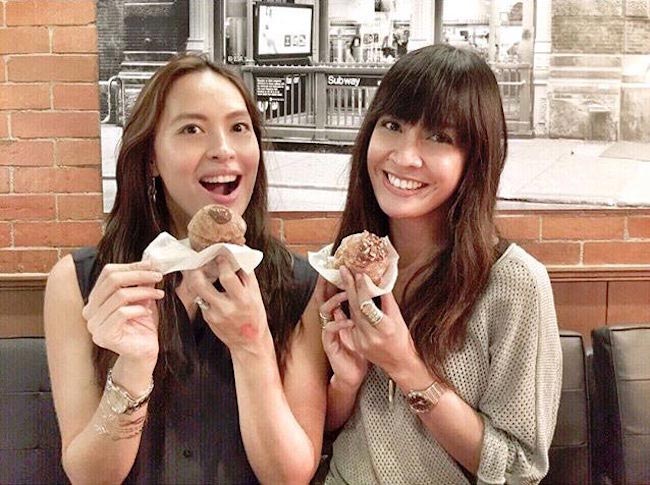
[308,230,399,297]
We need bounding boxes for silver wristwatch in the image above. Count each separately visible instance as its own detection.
[104,369,154,415]
[406,380,446,414]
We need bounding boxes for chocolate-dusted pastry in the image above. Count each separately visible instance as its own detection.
[187,204,246,251]
[332,230,389,285]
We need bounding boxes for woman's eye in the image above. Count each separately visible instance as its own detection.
[181,124,201,135]
[382,120,401,132]
[429,132,454,144]
[233,122,250,132]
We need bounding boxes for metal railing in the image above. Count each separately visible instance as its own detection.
[240,64,388,142]
[490,62,532,124]
[102,72,152,127]
[241,62,532,141]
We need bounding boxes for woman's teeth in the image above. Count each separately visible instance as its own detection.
[200,175,239,195]
[387,173,423,190]
[200,174,237,184]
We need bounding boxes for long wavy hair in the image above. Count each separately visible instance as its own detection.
[92,54,295,385]
[334,44,508,382]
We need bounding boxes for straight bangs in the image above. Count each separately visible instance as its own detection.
[371,48,476,147]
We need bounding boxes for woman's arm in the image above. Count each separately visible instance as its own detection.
[187,257,329,484]
[44,256,162,484]
[388,343,485,473]
[234,294,329,484]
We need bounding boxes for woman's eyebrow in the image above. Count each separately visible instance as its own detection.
[224,109,252,120]
[169,112,209,124]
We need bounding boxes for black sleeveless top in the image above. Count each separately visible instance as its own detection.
[73,247,317,484]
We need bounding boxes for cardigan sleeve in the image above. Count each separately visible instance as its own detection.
[475,256,562,485]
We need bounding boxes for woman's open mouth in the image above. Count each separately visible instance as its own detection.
[200,174,241,196]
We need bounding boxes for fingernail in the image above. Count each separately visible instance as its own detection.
[154,272,163,281]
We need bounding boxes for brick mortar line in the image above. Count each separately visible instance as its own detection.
[2,52,96,57]
[539,238,645,242]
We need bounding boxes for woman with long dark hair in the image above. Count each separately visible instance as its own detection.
[318,44,562,484]
[44,55,328,484]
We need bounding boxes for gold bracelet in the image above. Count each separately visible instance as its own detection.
[95,396,147,441]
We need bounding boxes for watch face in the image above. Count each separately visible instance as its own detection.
[408,393,434,413]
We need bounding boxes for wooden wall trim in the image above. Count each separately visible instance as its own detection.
[0,273,48,338]
[548,266,650,282]
[0,273,48,290]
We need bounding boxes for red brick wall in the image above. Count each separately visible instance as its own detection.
[0,0,103,273]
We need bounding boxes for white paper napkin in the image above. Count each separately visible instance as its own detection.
[142,232,263,275]
[307,235,399,298]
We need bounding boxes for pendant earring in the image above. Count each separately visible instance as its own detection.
[148,176,157,204]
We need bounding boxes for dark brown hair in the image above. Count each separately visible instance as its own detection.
[335,44,508,382]
[93,54,295,385]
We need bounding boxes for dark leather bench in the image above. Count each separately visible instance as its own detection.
[543,330,592,484]
[592,324,650,485]
[2,329,648,484]
[0,337,68,484]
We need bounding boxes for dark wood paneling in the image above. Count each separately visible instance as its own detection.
[0,276,46,337]
[607,281,650,324]
[551,281,608,346]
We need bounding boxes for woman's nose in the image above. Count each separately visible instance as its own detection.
[391,145,423,168]
[207,132,235,160]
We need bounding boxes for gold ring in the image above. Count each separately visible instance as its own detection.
[194,296,210,312]
[359,299,383,327]
[318,311,332,329]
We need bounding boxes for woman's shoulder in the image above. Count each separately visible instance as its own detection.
[44,253,88,333]
[475,244,558,343]
[490,242,551,293]
[47,252,77,287]
[46,246,98,303]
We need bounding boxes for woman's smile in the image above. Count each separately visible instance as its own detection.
[384,171,426,192]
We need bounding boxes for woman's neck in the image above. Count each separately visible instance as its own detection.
[389,214,447,270]
[388,214,448,303]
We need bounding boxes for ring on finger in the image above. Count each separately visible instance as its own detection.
[359,299,383,327]
[194,296,210,312]
[318,311,332,329]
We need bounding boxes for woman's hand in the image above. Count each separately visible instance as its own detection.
[316,277,368,390]
[185,255,271,355]
[337,266,420,378]
[82,260,164,367]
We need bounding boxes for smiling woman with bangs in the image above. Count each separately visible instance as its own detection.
[315,44,562,484]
